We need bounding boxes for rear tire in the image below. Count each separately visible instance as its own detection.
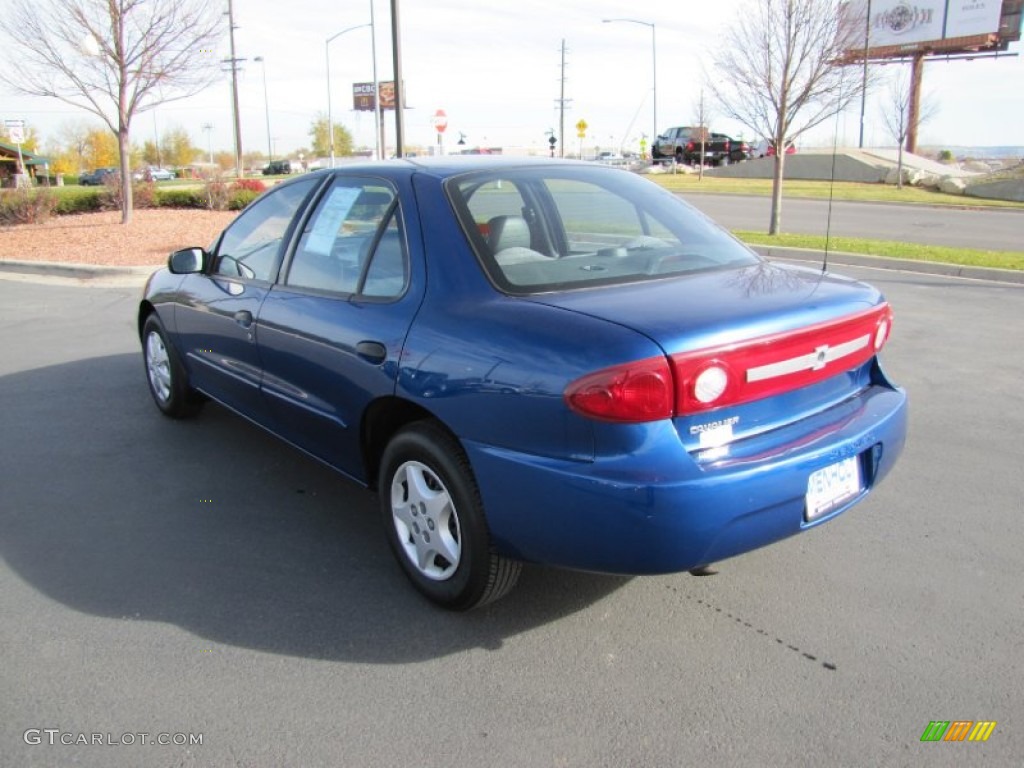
[379,421,521,610]
[142,314,202,418]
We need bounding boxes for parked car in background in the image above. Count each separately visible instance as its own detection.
[652,127,751,166]
[754,140,797,158]
[712,133,753,164]
[595,151,626,165]
[262,159,292,176]
[139,157,907,610]
[79,167,118,186]
[133,166,175,182]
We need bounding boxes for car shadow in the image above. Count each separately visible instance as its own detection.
[0,353,630,662]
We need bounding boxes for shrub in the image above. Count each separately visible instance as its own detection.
[132,181,158,209]
[938,149,954,163]
[205,180,230,211]
[0,188,58,225]
[156,188,205,209]
[232,178,266,194]
[53,188,104,215]
[99,174,125,211]
[228,188,260,210]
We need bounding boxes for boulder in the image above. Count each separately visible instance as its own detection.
[938,176,967,195]
[885,166,940,187]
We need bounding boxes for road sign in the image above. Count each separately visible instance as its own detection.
[575,119,587,138]
[432,109,448,134]
[5,119,25,144]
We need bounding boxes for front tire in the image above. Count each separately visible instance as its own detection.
[379,422,521,610]
[142,313,202,418]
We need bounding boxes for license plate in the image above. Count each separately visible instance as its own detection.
[805,456,862,522]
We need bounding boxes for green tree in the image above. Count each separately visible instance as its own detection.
[160,125,199,167]
[83,128,119,168]
[141,140,159,166]
[309,113,353,158]
[212,150,235,172]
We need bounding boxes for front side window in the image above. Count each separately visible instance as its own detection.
[285,178,407,298]
[448,167,759,294]
[214,177,320,282]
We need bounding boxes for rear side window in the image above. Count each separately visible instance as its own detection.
[448,167,759,294]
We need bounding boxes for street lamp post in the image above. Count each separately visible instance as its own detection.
[202,123,213,166]
[603,18,657,155]
[326,23,371,168]
[254,56,273,163]
[858,0,872,149]
[369,0,382,160]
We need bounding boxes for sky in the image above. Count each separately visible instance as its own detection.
[2,0,1023,159]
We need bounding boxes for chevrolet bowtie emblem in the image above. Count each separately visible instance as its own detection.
[812,345,830,370]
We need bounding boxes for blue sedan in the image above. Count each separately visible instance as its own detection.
[139,157,907,609]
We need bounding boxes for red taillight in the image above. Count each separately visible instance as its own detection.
[565,304,893,423]
[565,357,673,423]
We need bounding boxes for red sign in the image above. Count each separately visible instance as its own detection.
[432,109,448,134]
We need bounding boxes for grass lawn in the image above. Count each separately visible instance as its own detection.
[647,174,1023,270]
[735,231,1024,272]
[652,175,1024,210]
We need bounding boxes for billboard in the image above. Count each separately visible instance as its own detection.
[842,0,1022,59]
[352,81,401,111]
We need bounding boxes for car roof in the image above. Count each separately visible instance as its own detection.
[307,155,595,183]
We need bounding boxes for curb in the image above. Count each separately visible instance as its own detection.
[2,250,1022,286]
[752,245,1024,285]
[0,259,157,281]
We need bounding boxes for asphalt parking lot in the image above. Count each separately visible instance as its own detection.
[1,266,1022,767]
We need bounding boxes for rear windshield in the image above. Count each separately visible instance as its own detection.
[446,165,759,294]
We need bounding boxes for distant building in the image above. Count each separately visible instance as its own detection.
[0,141,51,187]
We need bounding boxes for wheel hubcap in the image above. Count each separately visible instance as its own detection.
[390,460,461,581]
[145,330,172,403]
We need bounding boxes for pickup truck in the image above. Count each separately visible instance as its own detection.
[652,127,751,166]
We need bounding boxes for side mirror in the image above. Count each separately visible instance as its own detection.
[168,247,207,274]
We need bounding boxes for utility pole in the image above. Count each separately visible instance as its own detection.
[556,39,572,158]
[391,0,405,158]
[225,0,243,178]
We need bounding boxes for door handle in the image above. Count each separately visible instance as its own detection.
[355,341,387,365]
[234,310,253,328]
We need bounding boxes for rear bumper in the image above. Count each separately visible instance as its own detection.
[465,384,907,574]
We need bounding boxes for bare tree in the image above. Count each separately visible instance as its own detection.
[879,68,938,189]
[707,0,866,234]
[0,0,222,224]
